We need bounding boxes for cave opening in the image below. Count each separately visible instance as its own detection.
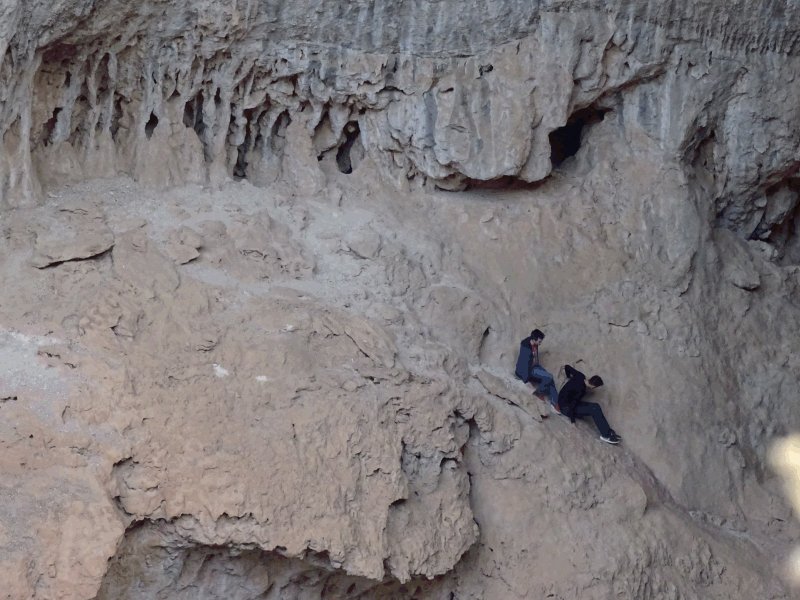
[110,94,124,140]
[40,107,62,146]
[40,42,79,65]
[66,94,89,147]
[234,144,249,180]
[183,92,205,138]
[233,108,258,180]
[336,121,361,174]
[549,106,609,168]
[145,112,159,139]
[183,98,195,128]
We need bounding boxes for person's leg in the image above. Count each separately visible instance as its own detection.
[531,366,558,405]
[531,366,554,388]
[531,365,558,406]
[541,381,559,406]
[572,402,613,437]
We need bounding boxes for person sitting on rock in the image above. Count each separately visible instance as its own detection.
[556,364,621,445]
[514,329,559,407]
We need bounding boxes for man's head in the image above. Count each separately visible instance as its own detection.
[587,375,604,389]
[530,329,545,346]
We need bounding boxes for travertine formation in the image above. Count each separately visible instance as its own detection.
[1,1,800,599]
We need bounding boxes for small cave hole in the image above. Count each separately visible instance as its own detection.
[41,43,78,64]
[183,92,205,139]
[183,99,195,128]
[273,111,290,139]
[694,130,716,170]
[65,94,90,147]
[336,121,361,175]
[253,131,264,154]
[549,106,609,168]
[145,112,159,139]
[234,147,249,180]
[40,107,62,146]
[233,109,257,180]
[110,95,124,141]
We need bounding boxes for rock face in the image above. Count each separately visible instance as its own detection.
[2,1,800,205]
[1,1,800,599]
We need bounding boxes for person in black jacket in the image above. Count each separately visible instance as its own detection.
[557,364,621,444]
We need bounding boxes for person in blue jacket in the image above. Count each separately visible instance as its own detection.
[514,329,559,407]
[557,364,621,445]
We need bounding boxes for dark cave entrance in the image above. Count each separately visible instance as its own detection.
[40,107,62,145]
[336,121,361,174]
[549,106,609,168]
[145,112,159,139]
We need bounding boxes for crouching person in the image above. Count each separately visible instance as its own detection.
[557,364,621,445]
[514,329,559,407]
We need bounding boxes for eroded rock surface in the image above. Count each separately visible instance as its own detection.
[1,1,800,599]
[1,1,799,226]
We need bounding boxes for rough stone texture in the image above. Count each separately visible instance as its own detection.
[1,1,800,599]
[2,1,800,213]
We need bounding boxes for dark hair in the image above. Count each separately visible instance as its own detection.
[531,329,545,341]
[588,375,604,387]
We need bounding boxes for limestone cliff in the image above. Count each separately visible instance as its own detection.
[0,1,799,599]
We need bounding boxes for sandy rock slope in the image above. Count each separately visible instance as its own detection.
[0,1,800,598]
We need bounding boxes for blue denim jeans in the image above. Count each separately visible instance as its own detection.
[531,365,559,407]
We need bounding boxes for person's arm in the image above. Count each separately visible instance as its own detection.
[564,364,584,380]
[531,345,540,367]
[515,342,532,382]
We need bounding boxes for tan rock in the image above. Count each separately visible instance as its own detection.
[0,2,799,599]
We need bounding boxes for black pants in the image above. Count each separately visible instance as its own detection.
[572,401,613,437]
